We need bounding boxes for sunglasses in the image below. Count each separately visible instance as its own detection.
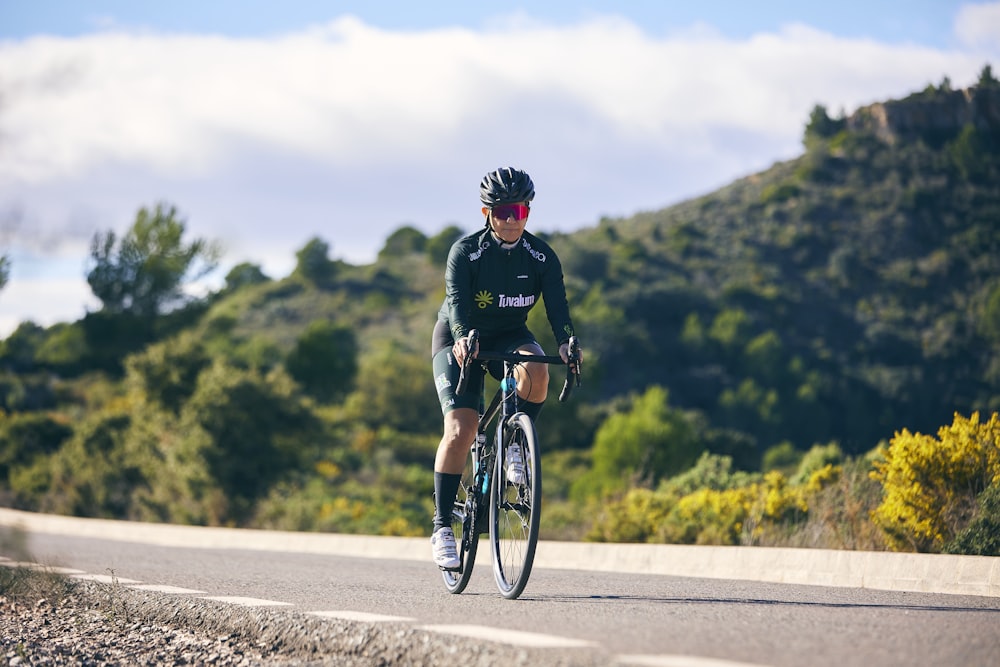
[491,203,530,221]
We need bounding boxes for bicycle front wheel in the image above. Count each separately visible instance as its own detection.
[490,412,541,599]
[441,453,480,594]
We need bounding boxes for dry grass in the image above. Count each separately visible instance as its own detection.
[0,526,73,605]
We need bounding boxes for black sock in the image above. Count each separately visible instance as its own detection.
[433,471,462,529]
[520,399,544,423]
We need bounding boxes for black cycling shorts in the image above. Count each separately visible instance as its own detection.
[431,320,539,415]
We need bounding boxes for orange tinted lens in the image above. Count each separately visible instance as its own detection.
[492,204,529,221]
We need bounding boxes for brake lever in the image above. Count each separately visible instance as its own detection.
[558,336,581,402]
[455,329,480,396]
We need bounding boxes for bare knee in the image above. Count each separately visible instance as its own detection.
[442,411,477,447]
[517,361,549,403]
[436,409,478,472]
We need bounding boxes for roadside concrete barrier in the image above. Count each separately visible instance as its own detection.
[2,507,997,598]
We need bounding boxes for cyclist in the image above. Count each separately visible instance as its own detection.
[429,166,582,570]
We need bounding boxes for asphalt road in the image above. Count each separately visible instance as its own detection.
[20,531,1000,667]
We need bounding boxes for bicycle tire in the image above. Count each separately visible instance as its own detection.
[489,412,541,599]
[441,454,480,594]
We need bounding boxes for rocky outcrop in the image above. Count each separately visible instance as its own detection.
[848,85,1000,143]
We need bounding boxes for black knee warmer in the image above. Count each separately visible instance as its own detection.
[520,399,544,422]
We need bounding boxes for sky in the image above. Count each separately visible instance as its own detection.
[1,1,999,336]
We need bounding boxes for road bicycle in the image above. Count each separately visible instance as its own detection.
[440,328,581,599]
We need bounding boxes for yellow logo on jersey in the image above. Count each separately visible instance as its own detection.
[475,290,494,309]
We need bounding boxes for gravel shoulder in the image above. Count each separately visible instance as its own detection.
[1,567,612,666]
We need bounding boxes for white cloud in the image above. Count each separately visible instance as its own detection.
[955,2,1000,50]
[0,12,996,337]
[1,15,987,185]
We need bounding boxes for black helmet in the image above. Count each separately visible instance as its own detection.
[479,167,535,206]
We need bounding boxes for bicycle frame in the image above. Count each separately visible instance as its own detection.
[441,328,580,598]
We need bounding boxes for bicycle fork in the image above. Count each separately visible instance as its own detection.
[471,430,493,534]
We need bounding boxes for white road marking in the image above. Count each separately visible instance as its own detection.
[71,573,142,584]
[128,584,208,594]
[308,610,416,623]
[617,655,774,667]
[200,596,293,607]
[421,624,596,648]
[0,561,85,574]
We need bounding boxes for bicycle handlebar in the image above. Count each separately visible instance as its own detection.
[559,335,582,402]
[455,329,582,402]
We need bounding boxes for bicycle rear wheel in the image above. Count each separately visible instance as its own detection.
[441,454,480,594]
[490,412,541,599]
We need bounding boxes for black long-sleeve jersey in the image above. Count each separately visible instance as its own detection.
[437,228,576,346]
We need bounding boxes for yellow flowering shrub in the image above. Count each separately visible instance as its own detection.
[760,470,809,518]
[586,487,676,542]
[741,470,810,544]
[587,469,818,545]
[805,463,842,494]
[871,411,1000,552]
[664,486,755,544]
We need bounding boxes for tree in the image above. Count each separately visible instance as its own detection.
[981,283,1000,342]
[294,237,336,285]
[86,203,221,317]
[804,103,846,143]
[426,225,464,266]
[978,63,998,88]
[951,124,996,183]
[285,321,358,403]
[0,254,9,291]
[0,321,44,372]
[378,225,426,261]
[224,262,270,292]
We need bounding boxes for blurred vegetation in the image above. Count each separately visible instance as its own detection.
[0,526,73,604]
[1,69,999,554]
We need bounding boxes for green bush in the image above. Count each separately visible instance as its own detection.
[762,441,801,473]
[660,451,760,496]
[343,344,443,435]
[760,183,801,205]
[35,410,142,518]
[793,441,844,484]
[572,385,699,499]
[944,483,1000,556]
[285,321,358,403]
[125,332,211,414]
[0,412,72,480]
[175,362,325,524]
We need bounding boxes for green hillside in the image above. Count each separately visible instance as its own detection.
[2,70,999,553]
[557,81,1000,457]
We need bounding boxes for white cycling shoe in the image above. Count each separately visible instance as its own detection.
[431,526,460,570]
[505,444,526,485]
